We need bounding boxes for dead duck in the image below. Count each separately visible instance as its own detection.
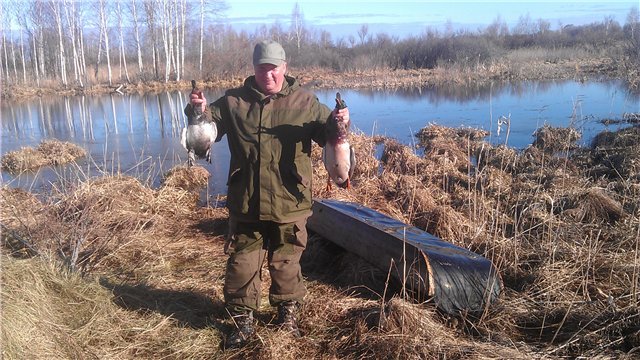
[180,80,217,167]
[322,92,356,190]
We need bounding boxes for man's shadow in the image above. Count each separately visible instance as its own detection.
[100,279,226,330]
[99,217,231,330]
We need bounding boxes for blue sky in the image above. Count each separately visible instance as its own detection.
[222,1,639,39]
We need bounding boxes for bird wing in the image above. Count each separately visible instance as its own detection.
[180,127,187,150]
[348,145,356,179]
[206,122,218,144]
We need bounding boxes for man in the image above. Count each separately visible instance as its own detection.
[185,40,350,348]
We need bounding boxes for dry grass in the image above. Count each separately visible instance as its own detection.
[2,123,640,359]
[162,165,211,192]
[532,124,582,153]
[1,139,86,173]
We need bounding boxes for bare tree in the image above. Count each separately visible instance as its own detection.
[31,30,40,86]
[19,30,26,83]
[14,1,35,84]
[0,1,9,82]
[603,15,616,38]
[444,19,455,37]
[179,0,186,79]
[348,35,356,48]
[131,0,144,75]
[160,0,172,82]
[320,30,332,48]
[357,24,369,45]
[97,0,113,86]
[269,21,285,43]
[116,0,131,82]
[144,0,160,79]
[36,6,46,79]
[3,2,20,83]
[1,34,9,83]
[10,29,18,81]
[199,0,204,73]
[79,26,87,85]
[63,0,83,87]
[537,19,551,35]
[626,7,639,40]
[171,0,180,81]
[290,2,304,51]
[485,15,509,39]
[21,0,48,80]
[513,13,535,35]
[49,1,68,86]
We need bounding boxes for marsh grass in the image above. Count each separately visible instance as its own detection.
[1,139,86,173]
[2,123,639,359]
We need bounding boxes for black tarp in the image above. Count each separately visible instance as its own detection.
[307,198,502,315]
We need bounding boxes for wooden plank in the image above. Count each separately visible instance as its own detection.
[307,198,502,315]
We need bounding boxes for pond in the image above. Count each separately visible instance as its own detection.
[1,80,638,197]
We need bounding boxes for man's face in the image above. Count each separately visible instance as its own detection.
[254,62,287,96]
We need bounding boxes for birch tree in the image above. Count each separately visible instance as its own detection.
[10,31,18,81]
[172,0,181,81]
[35,4,46,79]
[116,0,130,82]
[94,14,104,77]
[19,30,26,83]
[179,0,186,78]
[51,0,67,86]
[199,0,204,72]
[97,0,113,86]
[3,1,23,82]
[17,0,48,85]
[1,1,12,82]
[144,0,160,78]
[1,33,9,83]
[627,7,639,40]
[31,30,40,85]
[63,0,83,87]
[160,0,171,82]
[15,2,35,84]
[131,0,144,75]
[290,2,304,52]
[79,24,87,85]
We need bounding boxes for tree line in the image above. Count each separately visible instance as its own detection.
[0,1,638,89]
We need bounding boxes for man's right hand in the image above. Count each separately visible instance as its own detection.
[190,91,207,113]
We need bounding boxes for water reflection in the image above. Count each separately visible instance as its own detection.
[1,80,638,195]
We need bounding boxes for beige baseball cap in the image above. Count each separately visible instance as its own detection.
[253,40,286,66]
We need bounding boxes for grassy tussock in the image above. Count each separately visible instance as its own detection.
[162,165,211,192]
[2,123,640,359]
[1,139,86,173]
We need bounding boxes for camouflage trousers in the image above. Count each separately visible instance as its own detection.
[223,217,308,312]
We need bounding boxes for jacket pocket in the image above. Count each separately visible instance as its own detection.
[226,167,249,214]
